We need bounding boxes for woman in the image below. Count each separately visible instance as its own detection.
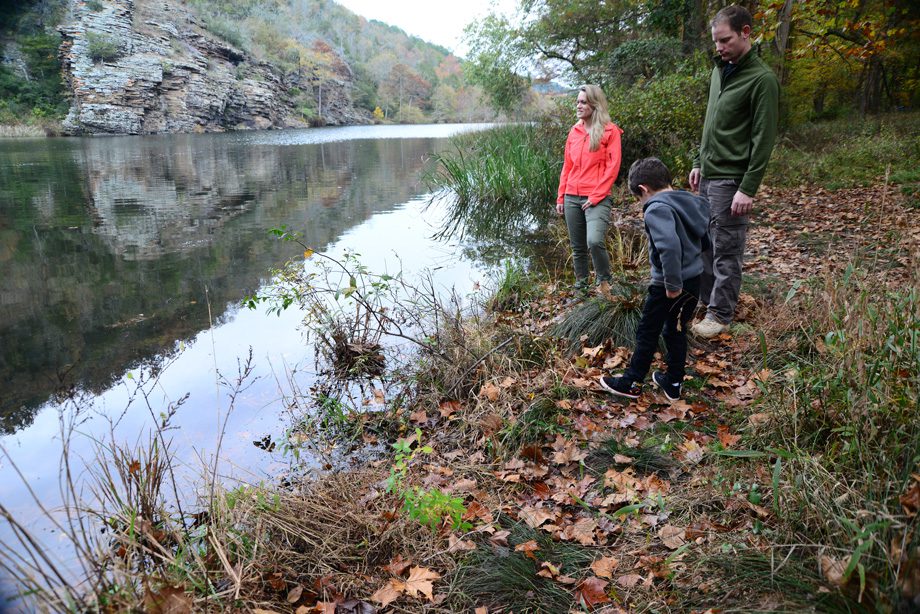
[555,84,623,295]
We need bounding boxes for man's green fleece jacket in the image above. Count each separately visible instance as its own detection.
[693,48,780,197]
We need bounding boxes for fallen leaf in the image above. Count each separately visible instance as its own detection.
[287,585,304,604]
[658,524,686,549]
[617,573,644,588]
[590,556,619,579]
[438,399,461,417]
[820,555,848,587]
[479,382,501,402]
[680,439,706,464]
[382,554,412,576]
[144,585,193,614]
[514,539,540,560]
[576,576,611,607]
[900,478,920,517]
[489,530,511,547]
[448,535,477,553]
[405,566,441,601]
[562,517,597,546]
[748,412,771,426]
[518,506,555,528]
[371,579,405,608]
[717,425,741,448]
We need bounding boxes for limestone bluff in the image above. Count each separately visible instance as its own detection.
[58,0,368,135]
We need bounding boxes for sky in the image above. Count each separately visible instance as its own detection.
[334,0,518,56]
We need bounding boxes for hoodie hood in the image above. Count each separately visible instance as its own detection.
[644,190,710,240]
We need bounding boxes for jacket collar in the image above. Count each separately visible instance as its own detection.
[712,43,761,70]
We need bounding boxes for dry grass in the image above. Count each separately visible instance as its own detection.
[0,124,51,138]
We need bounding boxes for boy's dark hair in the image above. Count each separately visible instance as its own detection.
[711,4,753,32]
[628,157,672,195]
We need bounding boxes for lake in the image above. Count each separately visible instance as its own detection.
[0,123,497,577]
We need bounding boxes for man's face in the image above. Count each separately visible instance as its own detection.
[711,21,751,64]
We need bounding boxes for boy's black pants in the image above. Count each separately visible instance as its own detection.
[623,275,701,384]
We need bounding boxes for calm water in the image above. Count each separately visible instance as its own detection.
[0,124,495,575]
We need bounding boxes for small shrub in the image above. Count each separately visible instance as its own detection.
[86,31,122,63]
[606,65,710,181]
[551,281,645,353]
[85,0,104,11]
[487,259,539,312]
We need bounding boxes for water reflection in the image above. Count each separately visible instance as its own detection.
[0,125,488,433]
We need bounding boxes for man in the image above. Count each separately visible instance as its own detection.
[689,4,779,338]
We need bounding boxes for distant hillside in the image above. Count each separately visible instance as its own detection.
[185,0,493,122]
[0,0,498,134]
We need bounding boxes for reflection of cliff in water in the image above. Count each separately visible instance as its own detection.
[0,133,440,433]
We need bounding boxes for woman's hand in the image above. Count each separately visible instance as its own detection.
[581,199,594,211]
[555,202,564,215]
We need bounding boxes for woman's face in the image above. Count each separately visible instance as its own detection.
[576,91,593,121]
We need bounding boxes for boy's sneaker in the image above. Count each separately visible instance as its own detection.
[691,314,729,338]
[599,375,641,399]
[652,371,681,402]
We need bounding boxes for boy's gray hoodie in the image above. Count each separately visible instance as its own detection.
[643,190,710,292]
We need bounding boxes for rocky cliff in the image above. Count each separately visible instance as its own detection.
[58,0,367,135]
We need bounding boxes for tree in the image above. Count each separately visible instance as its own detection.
[379,63,431,118]
[463,14,531,116]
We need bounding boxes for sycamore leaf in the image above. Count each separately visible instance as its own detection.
[382,554,412,576]
[404,566,440,600]
[617,573,644,588]
[591,556,618,579]
[717,425,741,448]
[576,577,611,607]
[518,506,555,528]
[514,539,540,560]
[438,400,461,417]
[658,525,686,549]
[479,382,501,401]
[562,517,597,546]
[371,579,405,607]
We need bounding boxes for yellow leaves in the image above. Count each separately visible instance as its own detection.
[303,248,314,259]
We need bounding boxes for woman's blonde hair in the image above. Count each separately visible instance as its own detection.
[579,84,611,151]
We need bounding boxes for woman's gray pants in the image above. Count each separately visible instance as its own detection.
[563,194,613,285]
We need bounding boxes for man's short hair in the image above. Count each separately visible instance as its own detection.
[711,4,753,32]
[628,157,672,195]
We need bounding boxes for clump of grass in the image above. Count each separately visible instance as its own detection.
[498,397,564,453]
[551,281,645,352]
[450,518,594,613]
[586,437,676,477]
[427,125,558,243]
[766,111,920,189]
[486,259,540,313]
[679,550,872,612]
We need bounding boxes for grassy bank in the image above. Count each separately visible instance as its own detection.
[1,115,918,612]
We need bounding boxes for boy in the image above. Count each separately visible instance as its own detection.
[599,158,710,401]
